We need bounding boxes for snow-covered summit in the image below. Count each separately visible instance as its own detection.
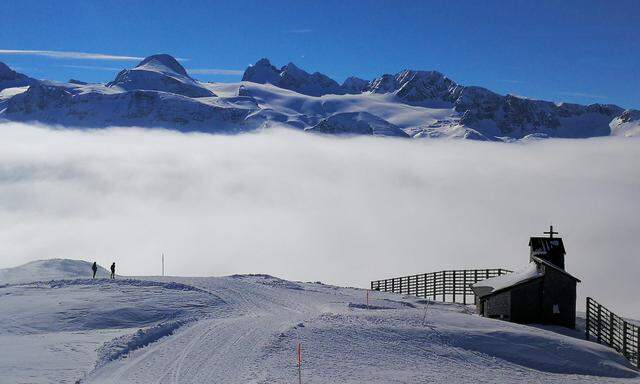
[107,54,215,98]
[135,54,189,76]
[0,258,109,284]
[369,69,462,105]
[0,61,36,91]
[242,58,345,96]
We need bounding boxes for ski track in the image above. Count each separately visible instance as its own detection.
[1,271,639,383]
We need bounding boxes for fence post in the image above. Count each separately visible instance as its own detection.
[609,312,615,348]
[423,273,427,298]
[636,327,639,369]
[622,321,627,358]
[585,297,590,341]
[463,270,467,305]
[474,270,478,305]
[432,272,436,300]
[597,304,602,343]
[452,270,456,303]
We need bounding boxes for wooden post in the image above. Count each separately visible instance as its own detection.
[636,327,639,369]
[463,270,467,305]
[609,312,615,348]
[474,270,478,305]
[432,272,436,300]
[452,270,456,303]
[622,321,627,358]
[597,304,602,343]
[585,298,591,341]
[423,273,427,298]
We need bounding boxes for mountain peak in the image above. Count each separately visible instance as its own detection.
[0,61,14,78]
[0,61,37,90]
[242,58,344,96]
[282,62,301,71]
[254,58,274,67]
[342,76,370,94]
[135,54,187,76]
[106,54,214,98]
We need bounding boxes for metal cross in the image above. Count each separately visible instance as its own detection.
[544,225,558,238]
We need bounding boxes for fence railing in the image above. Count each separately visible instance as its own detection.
[586,297,639,369]
[370,268,512,304]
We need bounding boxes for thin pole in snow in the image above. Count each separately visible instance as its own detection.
[162,253,164,277]
[297,342,302,384]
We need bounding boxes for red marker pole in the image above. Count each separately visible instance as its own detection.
[366,289,369,308]
[297,342,302,367]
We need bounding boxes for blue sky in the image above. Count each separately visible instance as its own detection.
[1,0,638,108]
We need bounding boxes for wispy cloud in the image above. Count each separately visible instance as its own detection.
[56,64,122,71]
[0,49,143,61]
[189,68,243,76]
[283,29,314,34]
[558,91,606,100]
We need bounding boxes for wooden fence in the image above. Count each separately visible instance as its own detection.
[586,297,639,369]
[370,268,512,304]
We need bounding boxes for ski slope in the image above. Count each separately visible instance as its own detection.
[0,260,638,383]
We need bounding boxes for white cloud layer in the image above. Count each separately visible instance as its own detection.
[0,49,143,61]
[0,122,638,317]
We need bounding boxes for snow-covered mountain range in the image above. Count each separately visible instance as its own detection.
[1,54,638,140]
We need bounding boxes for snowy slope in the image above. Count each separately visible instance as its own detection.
[1,55,638,140]
[0,259,110,284]
[306,111,410,137]
[0,259,638,384]
[107,54,215,98]
[0,61,37,91]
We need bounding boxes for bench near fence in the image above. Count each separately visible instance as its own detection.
[370,268,512,304]
[586,297,639,369]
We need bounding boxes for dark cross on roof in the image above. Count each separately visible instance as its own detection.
[544,225,558,238]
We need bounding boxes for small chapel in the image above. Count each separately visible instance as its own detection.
[471,226,581,328]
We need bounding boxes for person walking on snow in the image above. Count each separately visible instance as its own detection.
[91,262,97,279]
[110,262,116,279]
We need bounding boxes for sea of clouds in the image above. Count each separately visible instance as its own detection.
[0,122,638,316]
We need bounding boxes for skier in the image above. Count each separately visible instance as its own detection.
[110,262,116,279]
[91,262,97,279]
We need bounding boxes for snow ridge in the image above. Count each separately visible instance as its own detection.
[95,318,195,368]
[0,55,639,140]
[242,58,345,96]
